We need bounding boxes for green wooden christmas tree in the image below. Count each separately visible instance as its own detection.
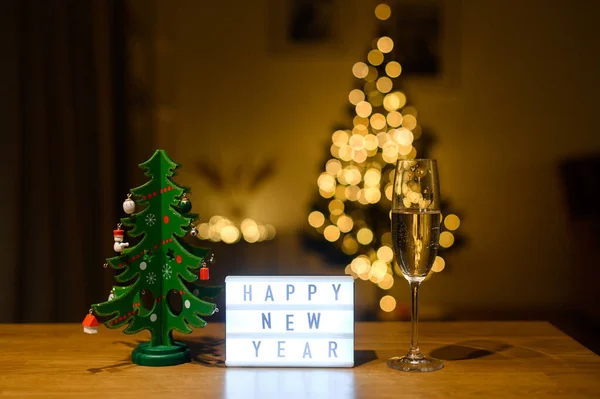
[91,149,218,366]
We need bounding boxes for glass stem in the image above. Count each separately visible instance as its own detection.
[409,281,423,359]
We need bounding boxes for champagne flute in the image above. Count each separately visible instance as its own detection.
[387,159,443,372]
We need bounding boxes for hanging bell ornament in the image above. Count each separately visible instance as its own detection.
[190,224,198,237]
[178,193,192,213]
[200,261,209,281]
[123,193,135,214]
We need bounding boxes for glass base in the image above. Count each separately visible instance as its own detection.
[387,355,443,372]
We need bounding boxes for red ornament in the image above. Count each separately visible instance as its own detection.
[176,255,182,264]
[200,266,209,281]
[164,215,169,224]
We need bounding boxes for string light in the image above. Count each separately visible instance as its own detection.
[324,225,341,242]
[332,130,349,146]
[380,295,396,312]
[377,37,394,53]
[376,77,393,93]
[374,3,391,20]
[357,228,374,245]
[317,173,336,192]
[356,101,373,118]
[444,214,461,230]
[432,256,445,272]
[387,111,403,127]
[221,225,240,244]
[367,50,384,66]
[308,211,325,228]
[325,159,342,176]
[383,93,400,111]
[328,199,345,215]
[378,273,394,290]
[337,215,354,233]
[348,89,365,105]
[377,246,394,262]
[349,134,366,150]
[402,114,417,130]
[352,62,368,78]
[385,61,402,78]
[439,231,455,248]
[370,113,387,130]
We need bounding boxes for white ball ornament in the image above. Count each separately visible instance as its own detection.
[123,194,135,214]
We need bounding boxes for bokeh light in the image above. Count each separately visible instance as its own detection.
[444,214,461,230]
[380,295,396,312]
[308,211,325,228]
[375,3,391,20]
[356,101,373,118]
[377,37,394,53]
[378,274,394,290]
[367,49,384,66]
[432,256,446,272]
[324,225,341,242]
[377,246,394,262]
[328,199,345,215]
[376,77,393,93]
[439,231,455,248]
[357,228,374,245]
[348,89,365,105]
[337,215,354,233]
[352,62,368,78]
[385,61,402,78]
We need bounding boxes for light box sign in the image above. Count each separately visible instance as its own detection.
[225,276,354,367]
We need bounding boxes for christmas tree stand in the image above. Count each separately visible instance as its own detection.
[132,341,190,367]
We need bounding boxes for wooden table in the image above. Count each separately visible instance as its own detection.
[1,322,599,398]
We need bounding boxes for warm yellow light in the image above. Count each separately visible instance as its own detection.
[432,256,446,272]
[357,189,369,205]
[357,228,374,245]
[342,235,359,255]
[363,169,381,186]
[349,134,365,151]
[444,214,461,231]
[364,187,381,204]
[332,130,349,147]
[355,101,373,118]
[330,144,340,158]
[352,62,368,79]
[377,246,394,263]
[371,260,387,278]
[383,93,400,111]
[375,3,391,20]
[351,256,370,274]
[266,224,276,240]
[325,159,342,176]
[385,61,402,78]
[352,125,368,136]
[387,112,403,127]
[402,114,417,130]
[308,211,325,228]
[337,215,354,233]
[394,128,413,146]
[324,225,341,242]
[197,223,210,240]
[345,185,359,201]
[352,149,368,163]
[317,173,336,192]
[370,113,387,130]
[378,273,394,290]
[209,215,222,225]
[338,145,354,162]
[348,89,365,105]
[344,166,362,186]
[362,134,376,151]
[381,232,392,246]
[319,188,334,199]
[221,225,240,244]
[394,91,407,109]
[398,144,413,156]
[334,184,347,200]
[365,67,378,82]
[380,295,396,312]
[439,231,455,248]
[385,184,393,201]
[242,220,260,243]
[328,199,345,216]
[353,116,369,127]
[402,106,418,117]
[367,49,384,66]
[376,77,393,93]
[377,36,394,53]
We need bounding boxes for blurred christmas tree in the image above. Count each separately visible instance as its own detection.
[304,2,462,292]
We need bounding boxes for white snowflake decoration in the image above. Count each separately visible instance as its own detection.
[146,272,157,285]
[145,213,156,226]
[162,264,172,280]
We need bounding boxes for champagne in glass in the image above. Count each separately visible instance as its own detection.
[387,159,444,372]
